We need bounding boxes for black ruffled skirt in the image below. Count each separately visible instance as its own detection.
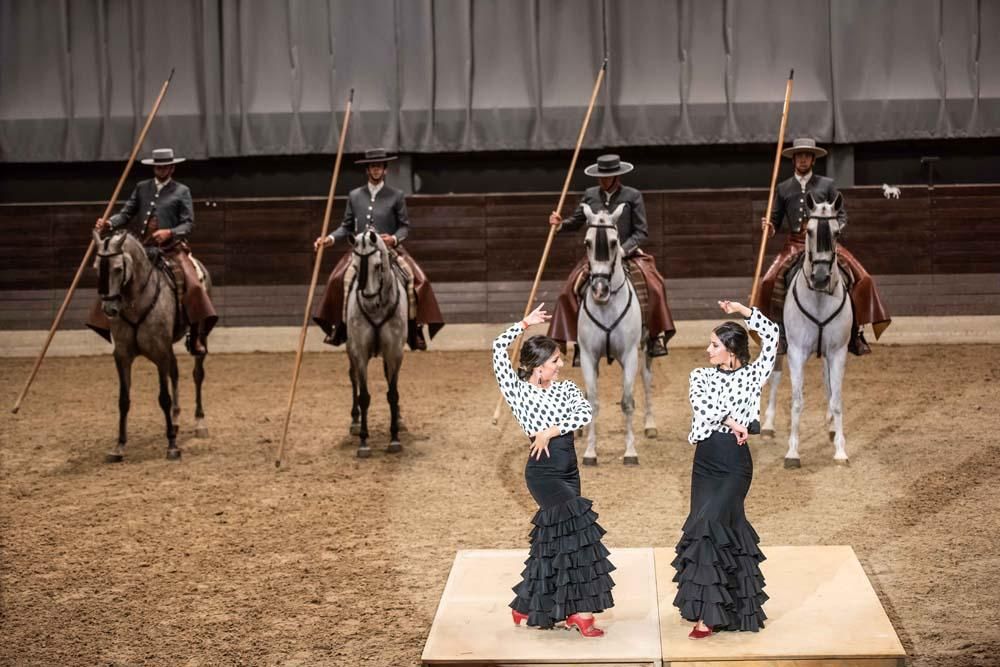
[510,432,616,628]
[672,431,767,632]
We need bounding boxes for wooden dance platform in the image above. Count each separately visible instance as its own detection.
[421,546,905,667]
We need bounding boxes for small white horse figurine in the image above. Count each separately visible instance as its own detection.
[576,203,656,466]
[762,193,852,467]
[882,183,901,199]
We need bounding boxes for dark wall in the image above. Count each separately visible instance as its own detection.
[4,139,1000,204]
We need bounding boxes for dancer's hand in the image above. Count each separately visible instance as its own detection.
[726,418,749,445]
[521,303,551,328]
[530,427,557,460]
[718,300,751,318]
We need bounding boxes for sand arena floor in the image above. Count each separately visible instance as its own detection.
[2,344,999,666]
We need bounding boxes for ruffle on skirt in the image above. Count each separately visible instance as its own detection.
[671,517,768,632]
[510,496,616,628]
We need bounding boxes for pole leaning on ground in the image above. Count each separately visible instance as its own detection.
[490,59,608,425]
[11,69,176,414]
[749,69,794,307]
[275,89,355,468]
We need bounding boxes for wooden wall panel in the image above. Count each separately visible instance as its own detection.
[2,185,998,328]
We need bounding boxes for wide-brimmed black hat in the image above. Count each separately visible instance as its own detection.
[584,154,634,178]
[141,148,185,166]
[781,137,828,159]
[355,148,399,165]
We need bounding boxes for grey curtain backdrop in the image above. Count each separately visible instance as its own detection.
[2,0,998,162]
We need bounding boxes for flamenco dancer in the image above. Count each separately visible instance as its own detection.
[672,300,779,639]
[493,304,616,637]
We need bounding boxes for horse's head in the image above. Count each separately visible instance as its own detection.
[583,203,626,304]
[803,192,844,293]
[347,227,389,299]
[92,229,135,318]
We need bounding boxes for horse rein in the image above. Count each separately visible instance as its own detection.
[352,242,401,340]
[96,244,162,330]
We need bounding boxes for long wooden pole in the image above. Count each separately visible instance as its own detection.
[275,89,354,468]
[491,59,608,425]
[11,69,176,414]
[749,69,794,307]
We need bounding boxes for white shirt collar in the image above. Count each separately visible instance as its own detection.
[367,180,384,199]
[795,171,812,189]
[155,177,171,192]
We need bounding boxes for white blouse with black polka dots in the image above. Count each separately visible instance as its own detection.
[493,322,594,437]
[688,307,780,444]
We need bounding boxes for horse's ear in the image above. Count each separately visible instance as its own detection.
[832,192,844,212]
[368,230,378,246]
[581,203,596,224]
[92,229,103,246]
[805,191,816,210]
[346,233,357,247]
[609,203,626,224]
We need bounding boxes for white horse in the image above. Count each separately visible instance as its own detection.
[576,203,656,466]
[762,192,852,467]
[882,183,901,199]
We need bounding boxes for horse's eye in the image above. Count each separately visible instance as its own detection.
[584,239,591,246]
[610,239,618,247]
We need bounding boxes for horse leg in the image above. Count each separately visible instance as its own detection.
[822,354,834,440]
[641,350,657,439]
[158,358,180,460]
[169,354,181,439]
[762,355,783,438]
[355,358,372,458]
[620,347,639,465]
[107,352,133,462]
[826,347,849,464]
[580,347,600,466]
[384,357,402,453]
[193,355,208,438]
[349,359,361,436]
[784,347,807,468]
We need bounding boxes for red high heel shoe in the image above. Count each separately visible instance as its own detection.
[688,623,713,639]
[512,609,529,626]
[565,613,605,637]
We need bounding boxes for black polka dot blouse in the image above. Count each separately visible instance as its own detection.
[493,322,594,436]
[688,307,780,444]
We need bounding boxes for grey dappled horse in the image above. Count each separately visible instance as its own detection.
[761,193,852,467]
[576,203,656,466]
[92,230,209,461]
[345,228,407,458]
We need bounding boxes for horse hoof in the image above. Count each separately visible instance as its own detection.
[166,449,182,461]
[105,452,124,463]
[644,427,658,439]
[761,428,775,438]
[834,457,850,466]
[783,457,801,469]
[357,447,371,459]
[195,428,209,439]
[583,457,597,467]
[387,441,402,454]
[623,456,639,466]
[350,423,361,436]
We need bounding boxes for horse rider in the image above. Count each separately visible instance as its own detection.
[754,137,891,355]
[92,148,217,356]
[547,154,675,364]
[312,148,444,350]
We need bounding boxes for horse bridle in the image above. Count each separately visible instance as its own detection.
[586,223,628,296]
[352,240,401,341]
[794,213,847,359]
[96,242,162,329]
[582,222,634,363]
